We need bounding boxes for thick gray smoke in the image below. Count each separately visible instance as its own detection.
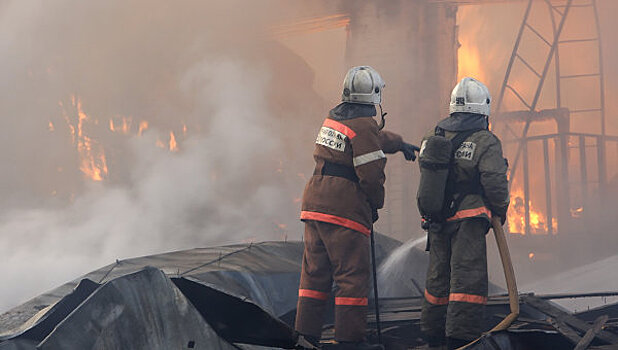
[0,0,333,312]
[0,58,304,312]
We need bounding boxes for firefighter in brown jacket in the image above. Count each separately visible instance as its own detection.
[295,66,418,350]
[419,78,509,350]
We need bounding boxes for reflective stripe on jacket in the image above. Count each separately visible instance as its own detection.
[301,115,402,234]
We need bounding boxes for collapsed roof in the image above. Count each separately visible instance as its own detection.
[1,235,617,350]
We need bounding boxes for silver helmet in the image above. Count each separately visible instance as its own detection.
[449,77,491,116]
[341,66,385,105]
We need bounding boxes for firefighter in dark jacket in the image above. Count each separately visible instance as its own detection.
[419,77,509,350]
[295,66,418,350]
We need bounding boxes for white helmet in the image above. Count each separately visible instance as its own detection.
[342,66,385,104]
[449,77,491,116]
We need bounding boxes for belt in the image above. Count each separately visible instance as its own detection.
[314,161,359,182]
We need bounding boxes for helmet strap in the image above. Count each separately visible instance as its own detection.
[378,104,387,131]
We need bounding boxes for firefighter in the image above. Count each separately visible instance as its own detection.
[419,77,509,350]
[295,66,417,350]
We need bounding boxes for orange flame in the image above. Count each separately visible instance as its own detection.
[169,131,178,152]
[138,121,149,136]
[48,121,55,132]
[71,96,108,181]
[109,117,133,135]
[507,187,554,235]
[458,36,485,83]
[570,206,584,218]
[457,6,486,83]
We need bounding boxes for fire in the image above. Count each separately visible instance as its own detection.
[457,5,487,83]
[57,95,183,184]
[458,35,485,83]
[528,252,535,259]
[169,131,178,152]
[59,96,109,181]
[570,206,584,218]
[109,117,131,134]
[138,121,149,135]
[48,121,55,132]
[507,187,552,235]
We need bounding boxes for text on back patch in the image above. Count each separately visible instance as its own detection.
[316,126,346,151]
[455,141,476,161]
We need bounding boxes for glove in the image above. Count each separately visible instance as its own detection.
[401,142,420,161]
[372,208,379,223]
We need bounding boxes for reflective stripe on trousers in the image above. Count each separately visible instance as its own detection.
[335,297,368,306]
[300,210,370,236]
[425,289,487,306]
[299,288,329,301]
[447,206,491,221]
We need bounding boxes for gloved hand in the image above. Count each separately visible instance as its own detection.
[401,142,420,161]
[372,208,379,223]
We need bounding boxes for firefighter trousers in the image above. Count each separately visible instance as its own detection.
[421,218,490,341]
[295,220,370,342]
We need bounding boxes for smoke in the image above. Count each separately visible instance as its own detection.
[0,0,327,312]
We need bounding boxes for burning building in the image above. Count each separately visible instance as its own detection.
[1,0,618,349]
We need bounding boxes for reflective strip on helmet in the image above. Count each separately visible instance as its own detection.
[300,211,370,236]
[353,150,386,167]
[335,297,368,306]
[446,206,492,221]
[323,119,357,139]
[424,289,449,305]
[449,293,487,305]
[299,289,329,301]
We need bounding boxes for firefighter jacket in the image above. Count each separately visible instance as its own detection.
[420,113,509,222]
[300,102,403,235]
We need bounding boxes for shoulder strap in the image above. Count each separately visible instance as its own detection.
[440,128,486,220]
[450,128,483,152]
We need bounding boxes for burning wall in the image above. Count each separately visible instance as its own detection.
[457,0,618,285]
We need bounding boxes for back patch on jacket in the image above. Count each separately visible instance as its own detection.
[316,126,346,151]
[454,141,476,161]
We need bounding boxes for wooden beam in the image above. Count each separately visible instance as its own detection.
[575,315,610,350]
[522,295,618,345]
[548,316,582,344]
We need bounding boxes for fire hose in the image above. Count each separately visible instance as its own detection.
[458,216,519,349]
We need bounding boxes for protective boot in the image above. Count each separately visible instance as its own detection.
[424,334,446,350]
[446,337,470,350]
